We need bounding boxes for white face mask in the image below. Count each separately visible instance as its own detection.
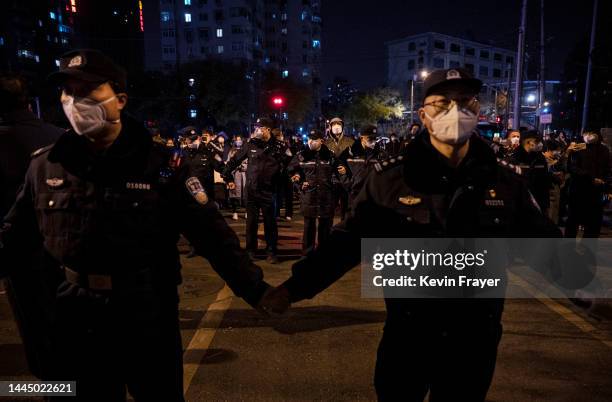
[424,103,478,145]
[308,139,322,151]
[510,137,520,146]
[234,140,243,147]
[252,128,263,139]
[62,95,120,136]
[331,125,342,135]
[583,134,597,144]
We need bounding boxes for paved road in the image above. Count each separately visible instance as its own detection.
[1,208,612,401]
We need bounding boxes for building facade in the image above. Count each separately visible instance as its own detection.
[387,32,515,101]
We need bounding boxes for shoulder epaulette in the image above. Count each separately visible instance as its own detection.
[30,144,54,158]
[374,154,406,173]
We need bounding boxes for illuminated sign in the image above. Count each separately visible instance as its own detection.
[139,1,144,32]
[70,0,77,13]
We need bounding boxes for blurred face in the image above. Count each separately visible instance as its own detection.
[410,125,420,135]
[259,126,272,141]
[308,138,322,151]
[201,133,211,143]
[217,136,225,145]
[331,123,343,135]
[523,138,538,152]
[507,131,520,146]
[360,135,377,149]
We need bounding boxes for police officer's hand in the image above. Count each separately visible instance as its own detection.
[291,174,301,183]
[258,285,291,316]
[301,182,310,191]
[227,182,236,190]
[337,165,347,175]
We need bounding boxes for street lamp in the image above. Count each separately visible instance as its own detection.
[527,93,536,103]
[420,70,429,79]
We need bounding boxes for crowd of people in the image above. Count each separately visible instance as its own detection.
[490,127,611,237]
[1,48,610,401]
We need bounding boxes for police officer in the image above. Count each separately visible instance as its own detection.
[184,133,224,202]
[325,117,353,221]
[223,117,292,264]
[260,68,561,401]
[338,124,384,210]
[507,130,553,215]
[288,129,343,254]
[0,49,270,402]
[0,74,64,379]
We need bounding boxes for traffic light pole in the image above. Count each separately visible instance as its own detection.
[581,0,599,134]
[513,0,528,130]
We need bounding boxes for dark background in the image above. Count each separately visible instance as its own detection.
[320,0,595,89]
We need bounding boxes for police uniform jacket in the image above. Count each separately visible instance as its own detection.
[0,116,268,307]
[288,144,339,219]
[184,143,224,196]
[223,137,292,204]
[282,132,560,329]
[338,141,383,202]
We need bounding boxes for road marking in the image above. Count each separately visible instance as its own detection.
[509,272,612,349]
[183,284,234,393]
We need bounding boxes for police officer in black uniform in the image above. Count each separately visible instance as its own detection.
[338,124,384,210]
[223,117,292,264]
[184,133,224,202]
[288,129,344,254]
[0,49,270,402]
[260,68,561,401]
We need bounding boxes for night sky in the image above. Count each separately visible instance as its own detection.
[320,0,595,89]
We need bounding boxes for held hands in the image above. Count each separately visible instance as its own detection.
[257,285,291,316]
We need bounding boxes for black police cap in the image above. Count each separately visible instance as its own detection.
[422,68,482,100]
[308,129,324,140]
[360,125,379,137]
[48,49,127,91]
[254,117,274,129]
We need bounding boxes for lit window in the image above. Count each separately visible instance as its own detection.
[185,0,191,5]
[55,59,60,67]
[0,37,5,46]
[161,12,170,22]
[312,39,320,48]
[217,45,224,53]
[49,11,56,20]
[282,70,289,78]
[302,69,309,77]
[35,55,40,63]
[216,28,223,37]
[38,20,43,27]
[189,109,197,118]
[185,13,191,22]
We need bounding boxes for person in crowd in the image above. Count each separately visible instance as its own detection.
[508,130,553,215]
[565,131,611,238]
[338,124,385,210]
[325,117,354,221]
[223,117,292,264]
[272,128,294,221]
[385,132,402,157]
[0,73,64,379]
[227,135,247,221]
[288,129,344,254]
[0,49,271,401]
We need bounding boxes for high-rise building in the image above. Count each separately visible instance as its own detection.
[146,0,322,115]
[0,0,77,80]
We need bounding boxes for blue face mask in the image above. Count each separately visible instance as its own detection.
[235,140,243,147]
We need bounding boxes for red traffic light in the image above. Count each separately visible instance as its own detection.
[272,96,284,107]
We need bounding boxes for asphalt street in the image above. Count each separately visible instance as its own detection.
[1,208,611,401]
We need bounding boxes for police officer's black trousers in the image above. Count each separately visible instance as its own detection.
[332,182,349,221]
[246,200,278,254]
[565,191,604,238]
[47,281,184,402]
[374,315,502,402]
[302,216,332,254]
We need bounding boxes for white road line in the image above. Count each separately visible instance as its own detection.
[183,284,234,393]
[509,272,612,349]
